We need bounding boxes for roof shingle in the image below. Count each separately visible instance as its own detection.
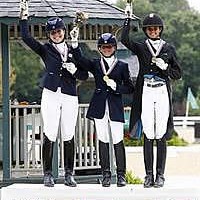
[0,0,131,25]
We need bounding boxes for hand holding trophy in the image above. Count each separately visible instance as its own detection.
[70,11,88,48]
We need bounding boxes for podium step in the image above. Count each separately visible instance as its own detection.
[1,177,200,200]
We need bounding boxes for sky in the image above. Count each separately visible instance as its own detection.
[107,0,200,12]
[188,0,200,11]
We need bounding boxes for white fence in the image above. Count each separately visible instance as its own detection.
[10,104,100,178]
[1,104,200,178]
[173,116,200,126]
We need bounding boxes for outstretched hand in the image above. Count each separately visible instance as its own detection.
[70,27,79,42]
[125,3,132,18]
[20,0,29,20]
[70,27,79,48]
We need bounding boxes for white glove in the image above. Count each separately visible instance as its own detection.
[125,3,132,18]
[20,0,29,20]
[106,79,117,91]
[63,63,77,75]
[155,58,168,70]
[70,27,79,48]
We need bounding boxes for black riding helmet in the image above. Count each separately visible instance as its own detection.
[45,17,66,43]
[46,17,66,32]
[142,13,164,37]
[97,33,117,48]
[97,33,117,57]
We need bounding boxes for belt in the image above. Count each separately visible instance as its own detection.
[144,82,165,88]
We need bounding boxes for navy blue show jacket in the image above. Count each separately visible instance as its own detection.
[74,56,134,123]
[20,20,88,96]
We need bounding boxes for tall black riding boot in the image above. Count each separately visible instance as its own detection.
[143,135,154,188]
[114,140,126,187]
[64,137,77,187]
[99,141,111,187]
[154,137,166,188]
[42,134,54,187]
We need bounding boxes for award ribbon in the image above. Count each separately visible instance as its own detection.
[100,57,118,82]
[145,39,166,63]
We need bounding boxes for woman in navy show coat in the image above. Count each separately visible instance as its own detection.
[19,1,88,187]
[74,32,134,187]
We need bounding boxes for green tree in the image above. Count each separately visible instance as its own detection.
[10,41,42,103]
[115,0,200,114]
[0,58,16,104]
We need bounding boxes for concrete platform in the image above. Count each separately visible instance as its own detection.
[1,176,200,200]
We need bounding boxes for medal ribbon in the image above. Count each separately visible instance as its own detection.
[145,39,165,58]
[100,57,118,76]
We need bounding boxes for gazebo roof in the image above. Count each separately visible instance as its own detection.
[0,0,134,25]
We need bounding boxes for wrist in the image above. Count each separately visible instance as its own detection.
[71,41,78,49]
[21,15,28,20]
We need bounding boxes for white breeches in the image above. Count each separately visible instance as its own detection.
[94,101,124,144]
[41,88,78,142]
[141,84,169,139]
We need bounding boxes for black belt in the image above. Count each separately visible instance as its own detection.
[145,83,165,88]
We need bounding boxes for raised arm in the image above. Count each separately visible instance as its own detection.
[19,0,29,20]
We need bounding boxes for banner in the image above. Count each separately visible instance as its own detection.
[187,87,199,109]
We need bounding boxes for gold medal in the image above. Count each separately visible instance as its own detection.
[103,75,109,82]
[62,62,67,68]
[152,56,157,63]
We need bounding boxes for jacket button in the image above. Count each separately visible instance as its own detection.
[60,74,62,77]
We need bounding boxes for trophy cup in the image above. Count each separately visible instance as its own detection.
[73,11,88,28]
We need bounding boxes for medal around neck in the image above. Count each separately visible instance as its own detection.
[103,75,109,83]
[145,39,166,64]
[152,56,157,63]
[62,62,68,68]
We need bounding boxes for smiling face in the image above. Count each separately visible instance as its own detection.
[146,26,162,39]
[99,44,116,57]
[49,28,65,44]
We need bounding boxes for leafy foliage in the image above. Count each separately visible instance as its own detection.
[124,130,188,146]
[167,135,188,146]
[10,41,42,103]
[116,0,200,115]
[125,170,143,184]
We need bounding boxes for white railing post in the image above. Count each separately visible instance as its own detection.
[9,104,200,178]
